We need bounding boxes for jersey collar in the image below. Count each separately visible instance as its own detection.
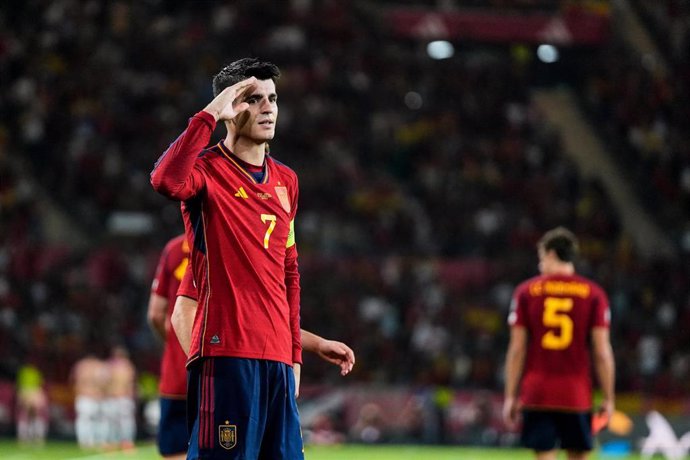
[216,141,269,185]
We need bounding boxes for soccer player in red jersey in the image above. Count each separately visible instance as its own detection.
[148,236,354,459]
[148,234,191,459]
[503,227,615,460]
[150,58,321,459]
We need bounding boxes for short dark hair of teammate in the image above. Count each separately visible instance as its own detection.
[212,58,280,97]
[537,226,579,263]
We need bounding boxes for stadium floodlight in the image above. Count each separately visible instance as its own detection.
[427,40,454,60]
[537,44,559,63]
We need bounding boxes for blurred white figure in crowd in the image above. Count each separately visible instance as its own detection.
[640,410,690,460]
[350,402,385,443]
[104,345,137,450]
[15,362,49,445]
[71,354,109,449]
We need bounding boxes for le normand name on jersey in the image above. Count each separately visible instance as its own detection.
[528,280,591,299]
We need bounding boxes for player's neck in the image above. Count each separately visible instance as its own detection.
[547,263,575,276]
[224,135,266,167]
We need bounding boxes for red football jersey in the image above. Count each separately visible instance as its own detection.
[151,234,190,397]
[508,273,610,411]
[151,111,302,367]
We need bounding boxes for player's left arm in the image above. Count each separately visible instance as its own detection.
[285,240,302,397]
[591,327,615,417]
[301,329,355,376]
[591,290,615,418]
[503,325,527,430]
[284,180,302,397]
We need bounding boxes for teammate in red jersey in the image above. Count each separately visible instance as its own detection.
[151,57,321,459]
[148,235,191,459]
[502,227,615,460]
[148,236,354,459]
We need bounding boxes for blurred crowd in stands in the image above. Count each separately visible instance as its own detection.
[1,0,689,424]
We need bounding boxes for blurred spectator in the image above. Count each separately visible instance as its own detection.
[104,345,136,450]
[71,353,109,449]
[350,402,387,443]
[305,412,346,445]
[15,361,48,445]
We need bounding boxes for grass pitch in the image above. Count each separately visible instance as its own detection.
[0,440,647,459]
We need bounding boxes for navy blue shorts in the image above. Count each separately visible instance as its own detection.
[186,357,303,460]
[158,397,188,456]
[521,410,593,452]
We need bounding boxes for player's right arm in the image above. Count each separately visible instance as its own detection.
[147,293,168,341]
[147,245,172,341]
[150,114,211,200]
[150,77,257,200]
[148,243,174,341]
[503,325,527,430]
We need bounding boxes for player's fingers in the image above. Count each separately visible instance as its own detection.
[232,77,257,93]
[233,102,249,114]
[340,362,351,376]
[337,342,355,365]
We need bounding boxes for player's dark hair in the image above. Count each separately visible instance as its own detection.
[212,58,280,97]
[538,227,579,262]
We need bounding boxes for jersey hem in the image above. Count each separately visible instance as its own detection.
[187,349,294,367]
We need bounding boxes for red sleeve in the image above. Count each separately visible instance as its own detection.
[508,284,527,327]
[591,287,610,328]
[150,111,216,200]
[285,177,302,364]
[152,244,171,297]
[176,262,198,300]
[285,244,302,364]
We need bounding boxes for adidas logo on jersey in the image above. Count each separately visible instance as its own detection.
[234,187,248,198]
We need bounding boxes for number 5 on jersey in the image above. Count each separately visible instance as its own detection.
[541,297,574,350]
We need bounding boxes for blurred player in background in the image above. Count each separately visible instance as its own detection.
[15,360,48,445]
[149,230,354,458]
[148,234,190,460]
[503,227,616,460]
[151,57,307,459]
[105,345,137,450]
[71,353,109,449]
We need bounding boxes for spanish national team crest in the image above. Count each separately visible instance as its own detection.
[274,186,291,213]
[219,422,237,450]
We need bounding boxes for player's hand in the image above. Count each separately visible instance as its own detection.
[316,339,355,376]
[293,362,301,398]
[502,396,520,430]
[592,400,613,434]
[592,409,609,434]
[203,77,257,122]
